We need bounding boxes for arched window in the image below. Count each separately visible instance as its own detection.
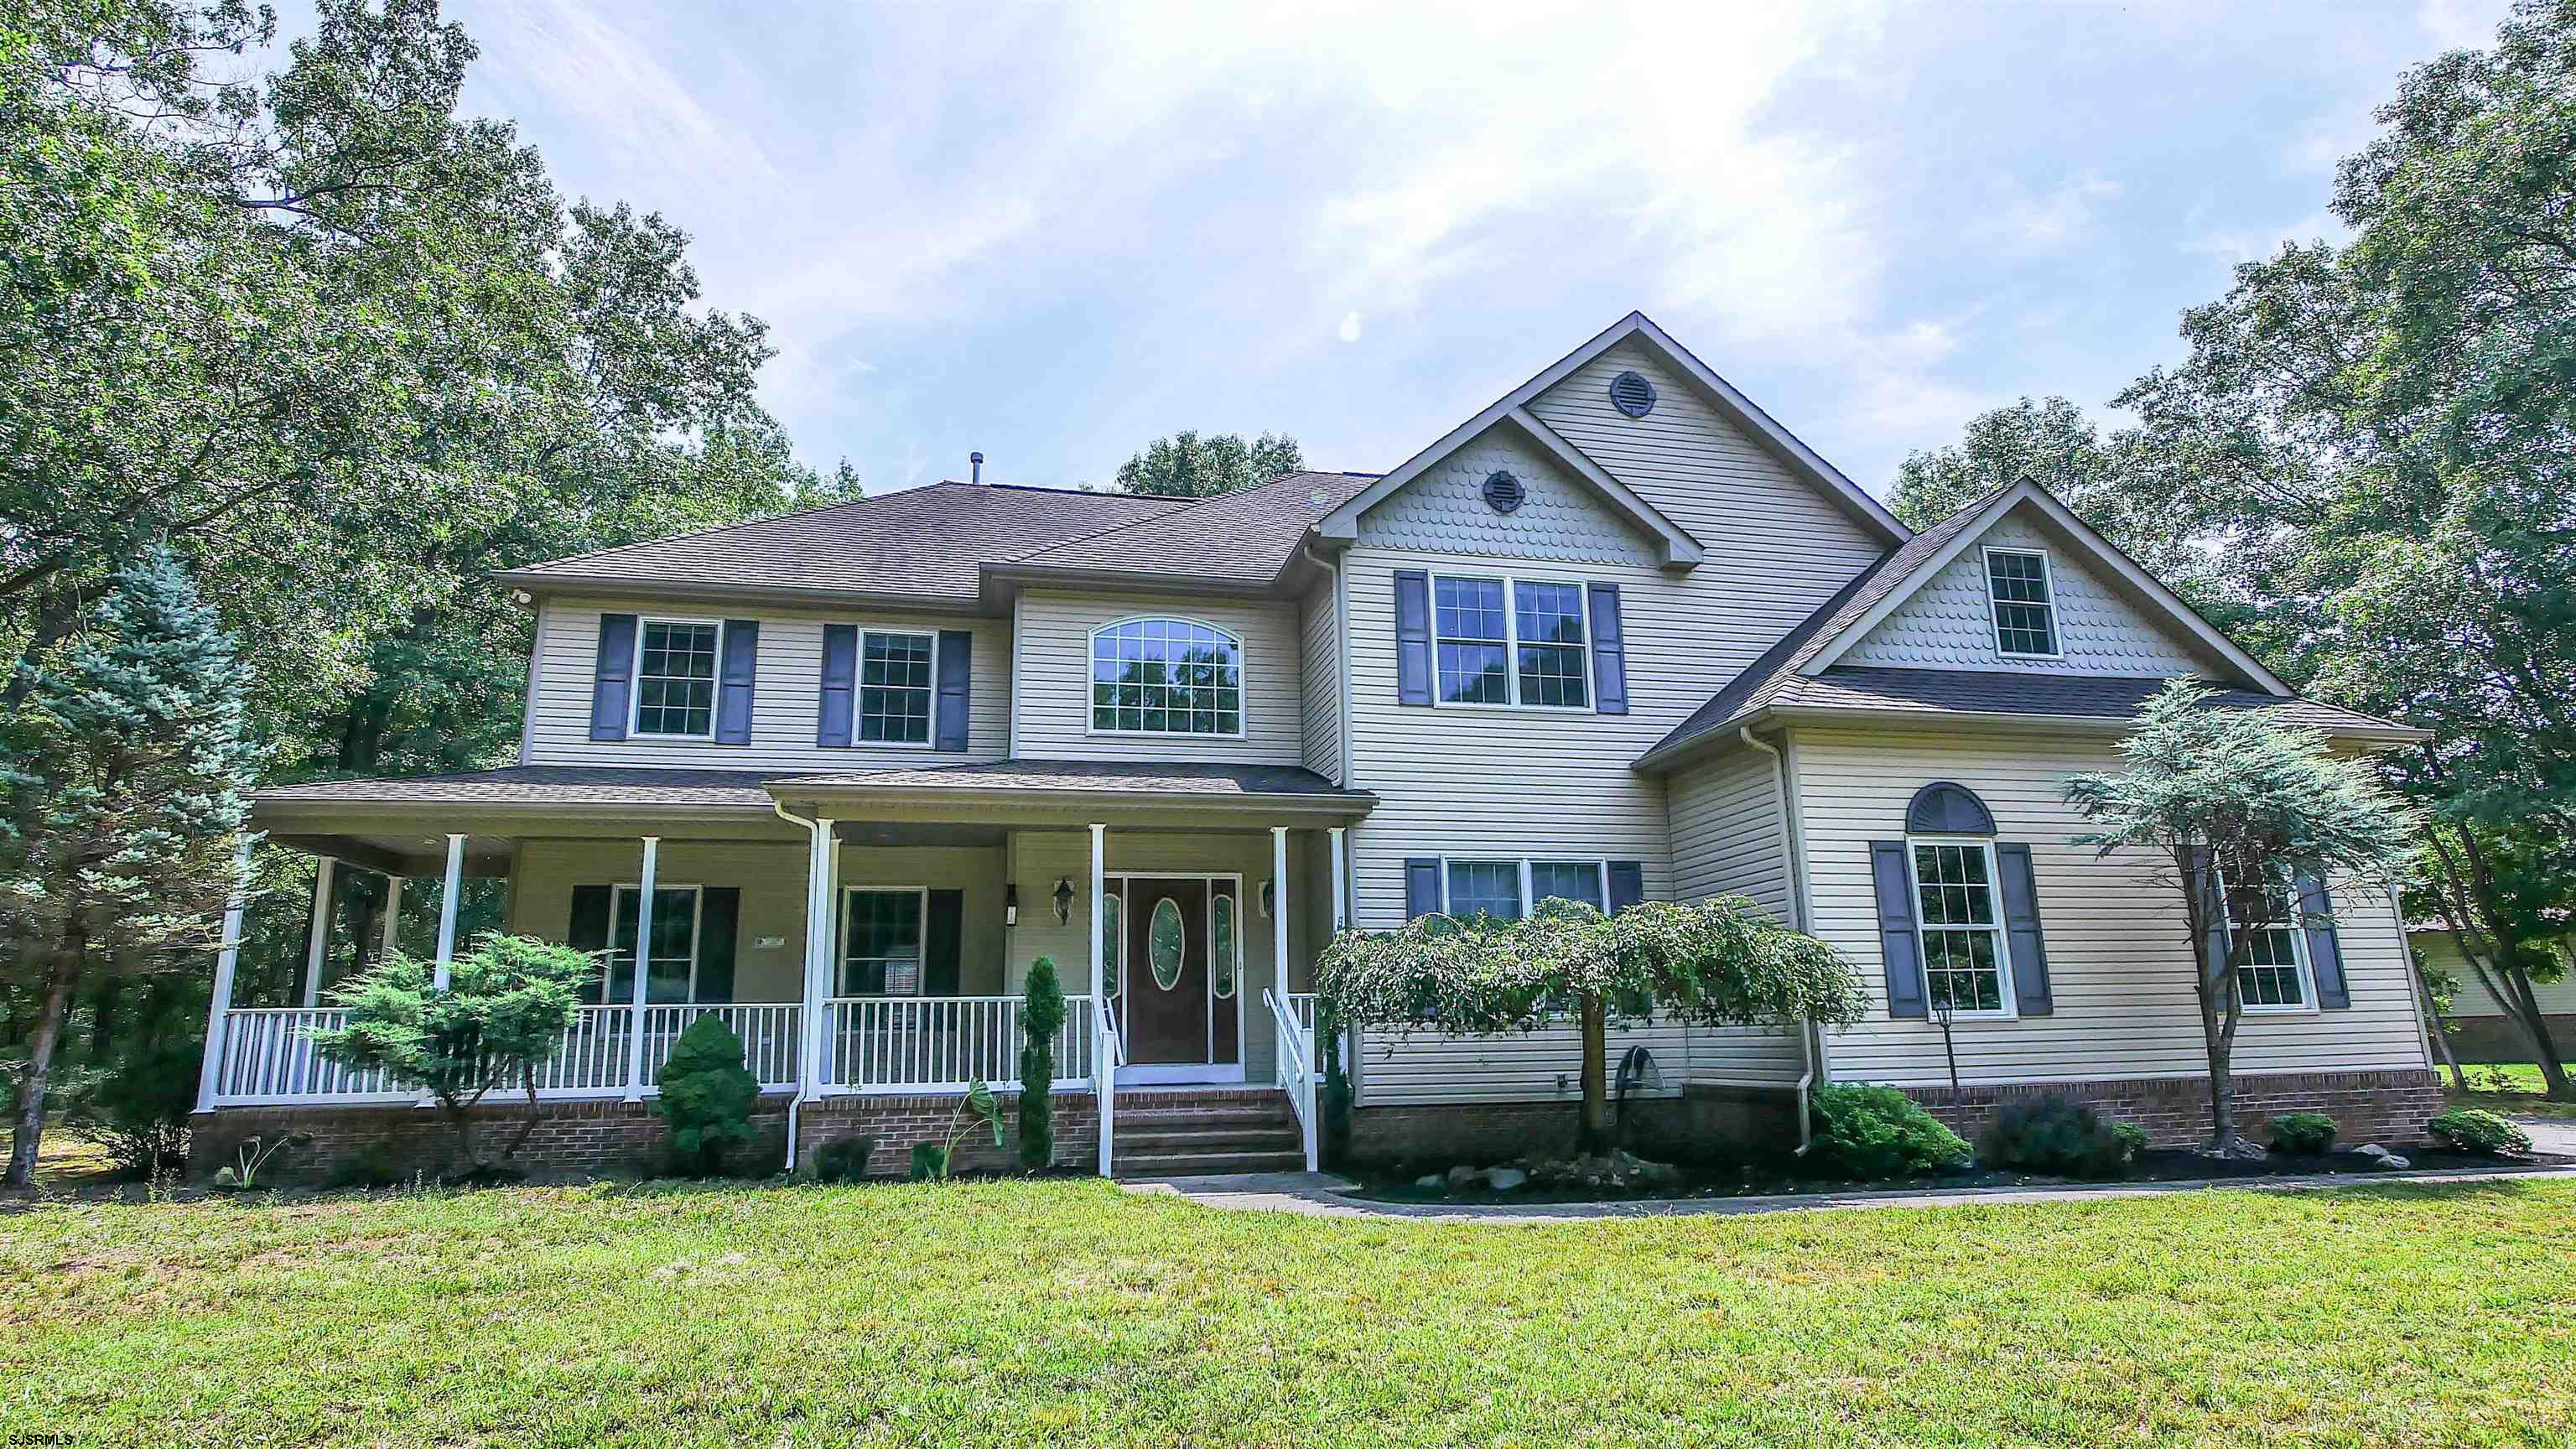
[1090,618,1244,736]
[1905,782,1996,837]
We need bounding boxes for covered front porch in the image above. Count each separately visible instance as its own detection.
[202,763,1367,1171]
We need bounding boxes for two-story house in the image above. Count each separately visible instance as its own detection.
[191,313,2443,1181]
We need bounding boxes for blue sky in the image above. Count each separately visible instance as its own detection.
[416,1,2506,497]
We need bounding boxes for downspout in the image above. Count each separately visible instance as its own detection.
[1742,724,1815,1156]
[771,797,828,1173]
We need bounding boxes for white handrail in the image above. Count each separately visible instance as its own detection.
[818,995,1095,1095]
[1265,989,1319,1172]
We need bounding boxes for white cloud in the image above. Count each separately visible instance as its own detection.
[1983,173,2122,252]
[1337,310,1363,343]
[2184,209,2343,267]
[2418,0,2504,50]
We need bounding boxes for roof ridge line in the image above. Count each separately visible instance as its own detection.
[995,487,1204,564]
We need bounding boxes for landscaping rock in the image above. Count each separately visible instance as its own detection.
[2369,1152,2412,1171]
[1414,1174,1446,1192]
[1446,1165,1480,1190]
[2197,1139,2269,1163]
[1485,1166,1530,1192]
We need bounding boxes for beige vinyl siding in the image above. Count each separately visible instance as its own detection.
[1841,512,2227,677]
[522,595,1010,772]
[1299,584,1342,782]
[1794,724,2432,1086]
[1004,827,1311,1086]
[509,839,1009,1002]
[1010,589,1304,765]
[1669,744,1789,917]
[2415,932,2576,1016]
[1343,344,1883,1108]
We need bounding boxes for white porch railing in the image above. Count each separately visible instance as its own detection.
[1265,989,1320,1171]
[818,995,1097,1095]
[206,1003,805,1106]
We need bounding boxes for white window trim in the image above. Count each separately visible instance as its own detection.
[630,615,725,741]
[1903,836,2018,1021]
[836,884,932,998]
[1426,570,1596,713]
[1435,857,1611,919]
[607,881,704,1004]
[1085,614,1250,740]
[852,627,940,750]
[1981,546,2065,662]
[2220,875,2322,1016]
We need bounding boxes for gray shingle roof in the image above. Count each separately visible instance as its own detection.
[255,766,811,808]
[1762,667,2413,735]
[1001,471,1379,586]
[787,759,1370,799]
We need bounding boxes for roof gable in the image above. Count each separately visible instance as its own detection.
[1352,424,1662,566]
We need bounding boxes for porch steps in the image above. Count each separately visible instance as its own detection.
[1109,1088,1306,1178]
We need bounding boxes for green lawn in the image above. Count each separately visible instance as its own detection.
[8,1180,2574,1446]
[2445,1061,2576,1119]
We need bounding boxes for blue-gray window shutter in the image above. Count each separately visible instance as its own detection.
[1404,858,1442,920]
[2295,870,2351,1009]
[2188,846,2231,1000]
[567,885,613,1005]
[1869,840,1928,1018]
[935,630,973,752]
[1994,842,2052,1015]
[1588,583,1628,715]
[589,613,637,740]
[1393,570,1432,705]
[695,887,740,1004]
[1606,860,1644,913]
[714,620,759,745]
[817,624,857,747]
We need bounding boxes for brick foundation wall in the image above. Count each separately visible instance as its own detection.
[2439,1015,2575,1066]
[1345,1083,1801,1170]
[1898,1067,2448,1149]
[189,1095,793,1184]
[795,1091,1099,1176]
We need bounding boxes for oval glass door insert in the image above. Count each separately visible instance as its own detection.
[1147,896,1187,990]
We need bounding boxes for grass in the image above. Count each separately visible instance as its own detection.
[7,1177,2574,1446]
[2444,1061,2576,1120]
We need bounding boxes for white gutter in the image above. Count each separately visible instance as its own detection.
[1738,724,1814,1155]
[770,797,829,1173]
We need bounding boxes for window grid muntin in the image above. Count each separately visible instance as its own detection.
[1985,548,2061,658]
[1911,841,2011,1016]
[858,630,935,745]
[840,886,926,996]
[1529,860,1607,912]
[605,884,702,1005]
[2220,873,2314,1012]
[1430,571,1594,710]
[1091,618,1244,736]
[1444,860,1524,923]
[633,620,719,737]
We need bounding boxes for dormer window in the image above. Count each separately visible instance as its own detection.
[1983,548,2061,658]
[1090,617,1244,736]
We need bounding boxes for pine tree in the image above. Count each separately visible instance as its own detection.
[3,548,256,1186]
[1017,957,1067,1171]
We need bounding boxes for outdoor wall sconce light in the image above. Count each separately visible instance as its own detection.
[1004,883,1020,927]
[1052,877,1076,924]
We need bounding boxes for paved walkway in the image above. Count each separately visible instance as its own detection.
[1120,1162,2576,1223]
[2513,1114,2576,1158]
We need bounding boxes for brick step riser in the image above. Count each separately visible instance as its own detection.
[1116,1127,1302,1148]
[1115,1151,1310,1176]
[1113,1110,1298,1133]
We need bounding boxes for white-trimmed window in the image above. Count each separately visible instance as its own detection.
[860,630,936,745]
[633,618,721,738]
[1439,858,1609,923]
[1210,891,1238,1000]
[606,884,703,1004]
[1097,886,1123,998]
[1908,839,2013,1016]
[1983,548,2061,659]
[1431,573,1592,709]
[840,886,927,995]
[2223,877,2316,1013]
[1090,617,1244,736]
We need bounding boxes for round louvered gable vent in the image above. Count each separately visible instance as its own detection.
[1609,370,1658,418]
[1481,470,1525,514]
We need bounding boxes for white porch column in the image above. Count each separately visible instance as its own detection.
[299,856,335,1006]
[1270,826,1291,1004]
[431,833,465,989]
[801,819,837,1094]
[379,876,403,961]
[625,834,660,1100]
[1327,827,1348,935]
[1090,821,1111,1176]
[193,839,254,1112]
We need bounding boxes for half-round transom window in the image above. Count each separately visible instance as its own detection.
[1092,618,1244,736]
[1147,897,1187,990]
[1210,893,1237,999]
[1609,370,1658,418]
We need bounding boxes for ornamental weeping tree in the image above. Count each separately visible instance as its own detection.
[1320,896,1867,1153]
[310,936,594,1176]
[2067,680,2412,1150]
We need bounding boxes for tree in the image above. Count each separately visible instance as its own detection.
[2066,681,2414,1149]
[653,1014,760,1176]
[0,548,255,1187]
[1017,956,1066,1171]
[1887,397,2117,529]
[309,936,593,1176]
[1320,896,1867,1153]
[1114,430,1304,497]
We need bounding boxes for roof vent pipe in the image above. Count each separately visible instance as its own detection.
[970,451,984,483]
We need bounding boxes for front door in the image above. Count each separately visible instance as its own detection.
[1123,877,1210,1065]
